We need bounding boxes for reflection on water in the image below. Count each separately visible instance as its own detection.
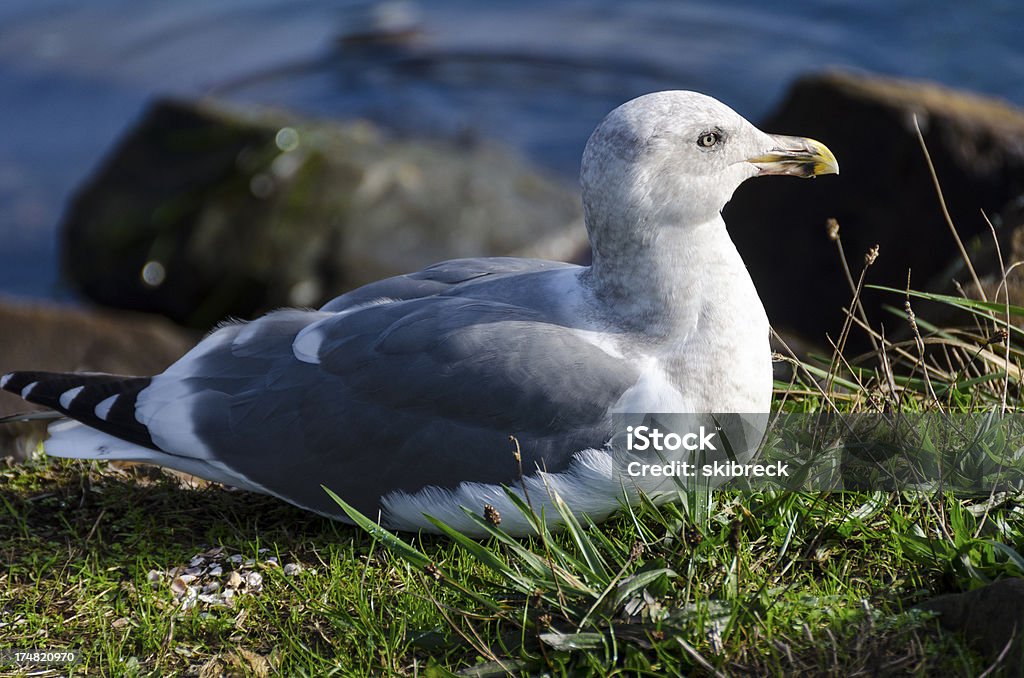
[0,0,1022,299]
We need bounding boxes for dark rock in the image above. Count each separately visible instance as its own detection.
[933,194,1024,305]
[0,298,194,459]
[726,70,1024,348]
[918,578,1024,673]
[61,98,584,330]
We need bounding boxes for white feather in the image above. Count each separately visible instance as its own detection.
[380,448,623,536]
[94,394,118,421]
[59,385,84,409]
[609,357,689,413]
[136,389,216,459]
[133,327,239,460]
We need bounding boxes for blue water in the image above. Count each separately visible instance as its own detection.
[1,0,1022,300]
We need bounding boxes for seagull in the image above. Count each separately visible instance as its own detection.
[2,91,837,536]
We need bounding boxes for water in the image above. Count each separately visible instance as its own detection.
[1,0,1022,300]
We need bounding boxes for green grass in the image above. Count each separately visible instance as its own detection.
[2,442,1018,675]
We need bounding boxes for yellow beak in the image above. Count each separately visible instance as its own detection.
[747,135,839,178]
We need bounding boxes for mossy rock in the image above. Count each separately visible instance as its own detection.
[62,98,583,329]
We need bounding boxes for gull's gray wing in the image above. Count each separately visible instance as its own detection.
[320,257,576,311]
[129,258,637,518]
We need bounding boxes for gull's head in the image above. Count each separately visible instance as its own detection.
[581,90,838,230]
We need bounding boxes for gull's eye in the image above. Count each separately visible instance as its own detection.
[697,130,722,149]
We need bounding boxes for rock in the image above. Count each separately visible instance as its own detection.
[0,297,194,459]
[931,194,1024,306]
[725,70,1024,348]
[62,98,584,330]
[918,578,1024,672]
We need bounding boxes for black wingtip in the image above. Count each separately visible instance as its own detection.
[1,371,38,397]
[1,370,158,450]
